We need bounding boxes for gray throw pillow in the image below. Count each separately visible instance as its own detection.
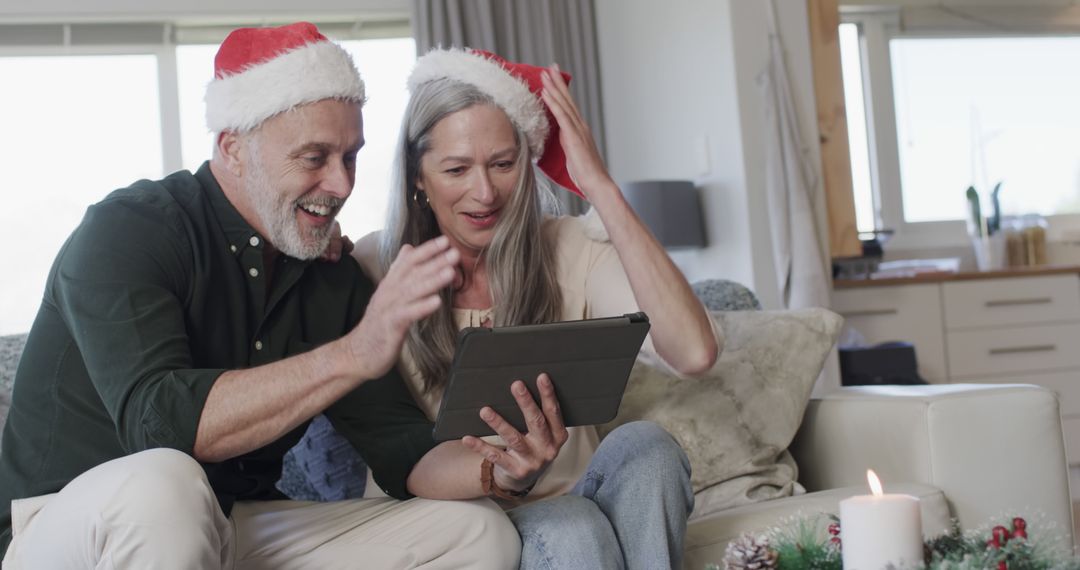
[0,333,28,450]
[599,308,843,520]
[691,279,762,311]
[0,333,26,396]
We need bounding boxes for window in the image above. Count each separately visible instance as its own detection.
[892,37,1080,223]
[839,22,876,234]
[0,54,164,335]
[839,9,1080,248]
[0,24,414,335]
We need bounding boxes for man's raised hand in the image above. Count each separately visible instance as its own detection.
[347,236,459,379]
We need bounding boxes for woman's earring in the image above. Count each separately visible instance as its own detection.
[413,190,430,209]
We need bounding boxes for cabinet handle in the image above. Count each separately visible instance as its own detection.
[984,297,1053,308]
[840,309,899,317]
[988,344,1057,356]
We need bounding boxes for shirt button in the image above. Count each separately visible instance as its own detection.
[254,340,263,351]
[249,236,260,247]
[230,245,237,253]
[248,267,259,278]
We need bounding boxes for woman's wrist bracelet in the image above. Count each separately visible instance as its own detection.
[480,457,534,500]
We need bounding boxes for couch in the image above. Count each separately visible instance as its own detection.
[1,311,1074,569]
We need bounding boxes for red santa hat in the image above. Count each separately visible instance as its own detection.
[408,48,582,198]
[205,22,366,133]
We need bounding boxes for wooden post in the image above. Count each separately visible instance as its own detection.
[807,0,862,258]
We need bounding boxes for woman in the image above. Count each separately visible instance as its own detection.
[352,48,722,569]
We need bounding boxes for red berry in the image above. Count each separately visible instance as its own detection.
[1012,517,1028,539]
[828,522,841,536]
[992,525,1010,545]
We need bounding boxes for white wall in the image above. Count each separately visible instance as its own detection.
[594,0,759,297]
[596,0,841,392]
[727,0,832,312]
[595,0,827,312]
[0,0,407,23]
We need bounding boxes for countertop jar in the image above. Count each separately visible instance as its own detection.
[1022,214,1049,266]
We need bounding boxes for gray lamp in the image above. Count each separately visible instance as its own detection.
[621,180,707,248]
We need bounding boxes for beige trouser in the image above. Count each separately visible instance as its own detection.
[2,449,519,569]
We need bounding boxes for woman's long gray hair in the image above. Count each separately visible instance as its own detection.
[380,78,563,393]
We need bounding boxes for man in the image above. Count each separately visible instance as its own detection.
[0,22,519,569]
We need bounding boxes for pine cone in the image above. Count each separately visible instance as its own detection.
[723,533,779,570]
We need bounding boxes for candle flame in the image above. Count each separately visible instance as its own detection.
[867,469,884,496]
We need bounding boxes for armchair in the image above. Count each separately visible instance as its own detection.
[683,383,1074,568]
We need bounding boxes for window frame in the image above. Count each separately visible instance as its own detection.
[0,19,411,181]
[0,20,412,335]
[841,7,1080,250]
[0,41,183,173]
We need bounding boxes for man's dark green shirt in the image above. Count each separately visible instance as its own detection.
[0,163,437,556]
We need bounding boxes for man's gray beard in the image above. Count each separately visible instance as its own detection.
[244,167,333,260]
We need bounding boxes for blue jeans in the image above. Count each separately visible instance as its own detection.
[507,421,694,570]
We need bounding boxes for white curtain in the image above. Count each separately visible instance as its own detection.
[411,0,603,215]
[759,0,830,310]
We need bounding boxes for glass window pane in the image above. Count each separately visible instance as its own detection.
[0,55,162,335]
[891,37,1080,223]
[177,44,219,172]
[338,38,416,240]
[176,37,416,241]
[839,22,876,233]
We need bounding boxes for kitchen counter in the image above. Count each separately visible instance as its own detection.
[834,264,1080,289]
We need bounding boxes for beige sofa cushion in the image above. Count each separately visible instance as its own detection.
[600,308,843,519]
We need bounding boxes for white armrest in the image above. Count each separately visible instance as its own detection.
[790,384,1073,547]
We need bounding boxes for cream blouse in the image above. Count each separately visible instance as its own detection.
[354,213,699,504]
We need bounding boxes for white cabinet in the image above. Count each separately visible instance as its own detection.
[830,283,948,382]
[942,275,1080,329]
[945,323,1080,379]
[833,273,1080,465]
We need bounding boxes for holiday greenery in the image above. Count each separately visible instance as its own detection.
[708,513,1080,570]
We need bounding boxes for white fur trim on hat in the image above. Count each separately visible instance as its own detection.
[205,40,366,133]
[407,48,548,157]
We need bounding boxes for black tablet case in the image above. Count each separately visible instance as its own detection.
[432,312,650,441]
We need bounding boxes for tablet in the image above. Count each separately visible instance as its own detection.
[432,312,650,441]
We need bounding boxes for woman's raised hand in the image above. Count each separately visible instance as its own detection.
[540,64,616,200]
[461,374,570,493]
[318,220,354,262]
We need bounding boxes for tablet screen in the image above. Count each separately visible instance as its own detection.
[432,312,650,441]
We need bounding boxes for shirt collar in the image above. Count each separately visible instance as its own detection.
[196,162,267,258]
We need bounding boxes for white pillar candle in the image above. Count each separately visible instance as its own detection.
[839,470,923,570]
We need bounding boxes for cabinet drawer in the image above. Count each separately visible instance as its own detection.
[942,275,1080,329]
[946,323,1080,378]
[831,284,947,382]
[963,369,1080,417]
